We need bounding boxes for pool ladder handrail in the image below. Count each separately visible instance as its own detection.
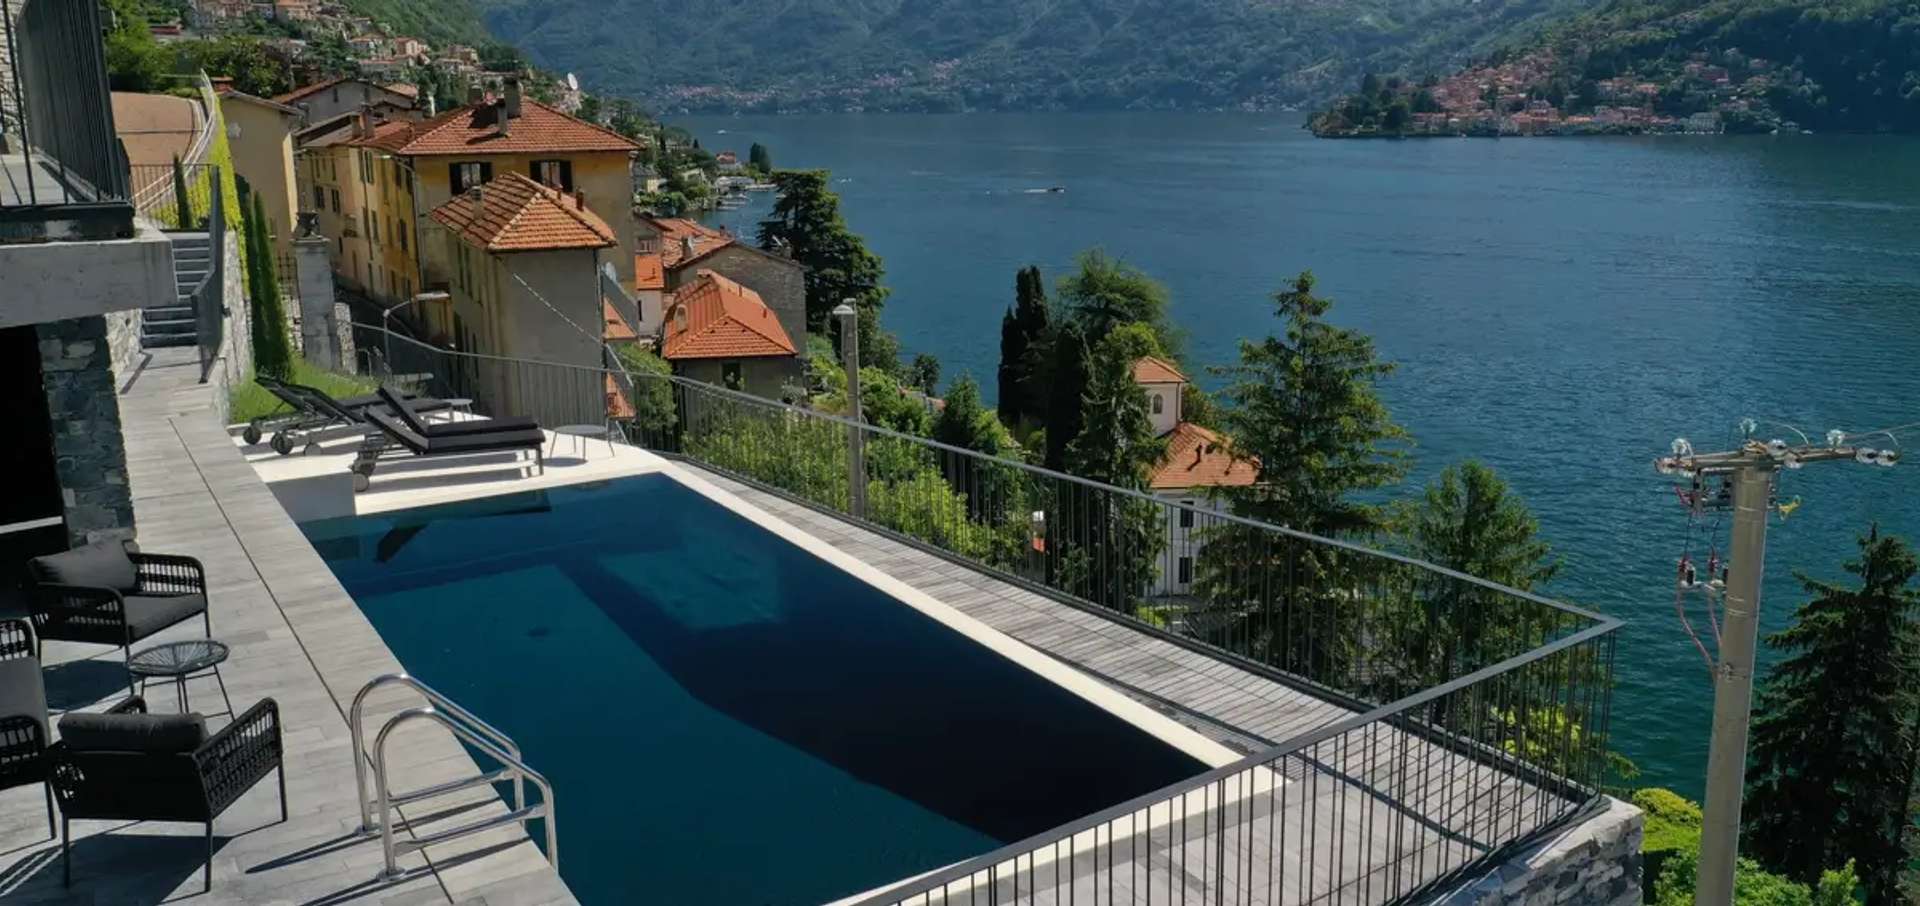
[348,674,557,879]
[374,706,557,881]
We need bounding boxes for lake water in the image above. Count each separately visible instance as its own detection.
[675,112,1920,797]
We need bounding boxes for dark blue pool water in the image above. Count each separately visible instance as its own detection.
[300,475,1208,905]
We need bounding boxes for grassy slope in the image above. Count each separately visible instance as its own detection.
[229,360,378,425]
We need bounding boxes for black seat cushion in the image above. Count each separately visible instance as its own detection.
[0,657,48,742]
[29,541,137,593]
[59,712,206,753]
[122,594,208,642]
[425,429,545,453]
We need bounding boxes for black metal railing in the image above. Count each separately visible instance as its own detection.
[194,166,225,381]
[130,162,221,229]
[0,0,133,240]
[357,325,1624,905]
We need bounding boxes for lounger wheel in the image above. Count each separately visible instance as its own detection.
[243,421,263,445]
[352,472,371,493]
[271,432,295,456]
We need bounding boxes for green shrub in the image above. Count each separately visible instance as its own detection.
[1633,787,1702,901]
[1651,850,1858,906]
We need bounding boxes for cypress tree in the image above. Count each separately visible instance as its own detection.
[1745,527,1920,905]
[997,265,1051,428]
[1042,321,1090,472]
[246,192,293,378]
[171,155,194,230]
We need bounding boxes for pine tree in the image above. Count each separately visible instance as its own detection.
[1215,270,1408,537]
[1057,324,1168,612]
[1405,461,1557,591]
[1041,321,1090,472]
[1745,527,1920,905]
[998,265,1051,427]
[1056,249,1172,350]
[748,142,773,173]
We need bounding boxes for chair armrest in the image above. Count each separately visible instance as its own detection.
[106,696,148,716]
[29,584,125,628]
[194,698,282,817]
[0,714,47,778]
[0,618,34,662]
[131,553,207,596]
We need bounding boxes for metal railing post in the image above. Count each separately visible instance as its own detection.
[835,301,866,519]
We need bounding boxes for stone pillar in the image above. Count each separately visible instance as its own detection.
[293,235,339,370]
[36,316,134,546]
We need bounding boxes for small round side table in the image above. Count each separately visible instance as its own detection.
[127,639,234,720]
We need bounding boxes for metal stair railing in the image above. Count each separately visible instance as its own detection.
[348,674,556,879]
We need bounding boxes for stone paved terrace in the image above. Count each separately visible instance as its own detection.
[0,346,574,906]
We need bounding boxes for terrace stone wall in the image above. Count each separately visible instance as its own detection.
[105,307,141,377]
[36,315,135,546]
[1433,796,1642,906]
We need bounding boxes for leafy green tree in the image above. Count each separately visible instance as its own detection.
[1180,383,1219,430]
[1745,527,1920,904]
[998,265,1052,429]
[1653,851,1858,906]
[931,376,1001,455]
[1056,249,1173,350]
[1214,271,1407,537]
[103,0,167,91]
[179,36,290,96]
[243,192,293,378]
[613,344,678,438]
[907,353,941,395]
[1067,324,1167,487]
[1041,321,1091,472]
[756,169,898,371]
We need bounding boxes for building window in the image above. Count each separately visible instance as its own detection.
[1178,505,1194,529]
[530,159,573,191]
[1177,556,1193,585]
[312,185,324,210]
[721,361,742,390]
[450,161,492,194]
[1151,394,1163,415]
[359,150,373,183]
[329,188,340,213]
[398,220,408,252]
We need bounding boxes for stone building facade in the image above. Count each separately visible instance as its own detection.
[36,316,135,546]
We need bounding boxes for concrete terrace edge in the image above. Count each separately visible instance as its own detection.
[158,410,574,902]
[1433,796,1643,906]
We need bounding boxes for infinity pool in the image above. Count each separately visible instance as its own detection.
[301,473,1210,904]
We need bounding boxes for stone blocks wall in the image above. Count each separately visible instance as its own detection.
[36,315,134,545]
[1435,797,1642,906]
[104,308,142,378]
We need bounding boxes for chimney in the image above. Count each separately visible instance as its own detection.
[495,99,511,136]
[504,76,523,119]
[467,84,483,105]
[572,190,586,210]
[681,235,695,260]
[354,107,372,138]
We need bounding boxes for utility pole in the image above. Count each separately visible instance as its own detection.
[835,301,866,519]
[1656,433,1898,906]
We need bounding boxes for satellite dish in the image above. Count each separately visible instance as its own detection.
[566,73,579,91]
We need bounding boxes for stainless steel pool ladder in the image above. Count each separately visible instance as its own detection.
[349,673,558,881]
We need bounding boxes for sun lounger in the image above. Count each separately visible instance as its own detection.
[350,408,546,493]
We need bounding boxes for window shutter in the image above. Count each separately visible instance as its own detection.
[559,160,573,191]
[479,162,494,184]
[448,163,462,192]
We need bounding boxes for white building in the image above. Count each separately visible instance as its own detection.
[1133,357,1259,596]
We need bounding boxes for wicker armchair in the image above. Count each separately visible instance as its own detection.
[26,542,210,695]
[0,618,54,838]
[50,696,285,891]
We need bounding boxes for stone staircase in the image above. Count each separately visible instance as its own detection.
[142,231,211,348]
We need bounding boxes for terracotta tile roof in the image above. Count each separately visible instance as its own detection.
[603,299,637,341]
[387,99,639,156]
[633,253,665,291]
[428,172,617,253]
[1149,422,1259,491]
[660,271,797,361]
[218,89,301,115]
[646,216,733,268]
[1134,355,1188,385]
[345,118,420,152]
[384,82,420,98]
